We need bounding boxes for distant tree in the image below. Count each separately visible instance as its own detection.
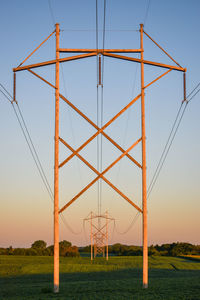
[111,243,124,256]
[59,240,72,256]
[79,245,90,253]
[171,243,195,256]
[148,245,160,256]
[25,248,37,256]
[65,246,80,257]
[59,240,71,249]
[13,248,26,255]
[126,246,142,256]
[8,246,13,255]
[0,248,8,255]
[31,240,47,249]
[47,245,54,256]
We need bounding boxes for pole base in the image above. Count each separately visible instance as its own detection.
[143,283,148,289]
[54,284,59,293]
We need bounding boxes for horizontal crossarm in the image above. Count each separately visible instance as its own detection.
[59,140,143,214]
[13,53,96,72]
[84,215,115,221]
[103,52,186,72]
[27,69,142,169]
[59,48,142,53]
[59,94,141,168]
[59,137,142,212]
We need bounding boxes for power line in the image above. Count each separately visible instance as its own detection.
[114,81,200,233]
[0,84,54,201]
[0,83,13,99]
[115,0,149,187]
[48,0,56,25]
[147,102,184,197]
[61,29,138,32]
[47,0,84,194]
[96,0,100,217]
[0,83,82,235]
[12,102,54,202]
[114,212,140,235]
[60,213,82,235]
[16,103,54,199]
[99,0,107,216]
[143,0,151,26]
[147,82,200,199]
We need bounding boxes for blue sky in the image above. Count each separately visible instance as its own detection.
[0,0,199,247]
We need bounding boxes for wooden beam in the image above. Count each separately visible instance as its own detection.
[144,69,172,89]
[143,30,182,68]
[59,139,143,214]
[27,69,142,169]
[59,93,141,168]
[103,52,185,72]
[59,137,142,212]
[59,48,142,53]
[13,53,96,72]
[17,30,56,67]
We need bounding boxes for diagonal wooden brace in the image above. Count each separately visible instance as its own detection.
[59,136,142,212]
[59,94,141,168]
[27,69,142,169]
[59,139,143,214]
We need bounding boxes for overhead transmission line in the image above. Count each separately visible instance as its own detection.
[96,0,100,218]
[114,212,140,235]
[96,0,107,218]
[0,83,82,235]
[114,1,151,235]
[143,0,151,26]
[113,82,200,234]
[99,0,107,216]
[47,0,84,189]
[47,0,83,234]
[0,84,54,201]
[147,82,200,199]
[48,0,56,25]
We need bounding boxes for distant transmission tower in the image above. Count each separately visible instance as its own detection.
[84,211,115,260]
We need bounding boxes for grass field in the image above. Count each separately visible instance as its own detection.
[0,255,200,299]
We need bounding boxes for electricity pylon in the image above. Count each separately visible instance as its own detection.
[84,211,115,260]
[13,23,186,292]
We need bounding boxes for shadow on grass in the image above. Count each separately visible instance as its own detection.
[0,268,200,300]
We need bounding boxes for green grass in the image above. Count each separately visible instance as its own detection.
[0,255,200,299]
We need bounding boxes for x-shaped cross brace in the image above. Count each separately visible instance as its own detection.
[57,92,143,213]
[59,136,142,213]
[27,68,173,216]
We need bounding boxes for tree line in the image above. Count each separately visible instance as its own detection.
[0,241,199,257]
[0,240,79,257]
[80,242,200,256]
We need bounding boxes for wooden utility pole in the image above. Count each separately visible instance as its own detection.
[54,23,60,293]
[140,23,148,288]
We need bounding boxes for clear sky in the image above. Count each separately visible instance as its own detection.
[0,0,199,248]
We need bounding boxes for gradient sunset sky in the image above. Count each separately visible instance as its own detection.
[0,0,199,248]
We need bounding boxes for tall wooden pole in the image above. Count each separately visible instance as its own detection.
[54,23,60,293]
[140,23,148,288]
